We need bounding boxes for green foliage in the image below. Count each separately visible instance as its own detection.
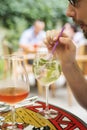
[0,0,69,50]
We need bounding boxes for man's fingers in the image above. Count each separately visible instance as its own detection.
[46,30,52,43]
[44,30,70,49]
[59,37,71,45]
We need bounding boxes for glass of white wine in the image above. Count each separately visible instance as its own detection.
[0,55,30,129]
[33,48,61,119]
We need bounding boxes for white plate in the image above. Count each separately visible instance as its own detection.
[0,104,10,112]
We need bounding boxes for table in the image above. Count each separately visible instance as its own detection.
[1,101,87,130]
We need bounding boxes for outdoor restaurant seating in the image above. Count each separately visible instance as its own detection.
[1,40,87,106]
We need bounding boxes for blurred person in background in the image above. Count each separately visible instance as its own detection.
[64,22,87,47]
[64,22,87,55]
[19,20,46,53]
[44,0,87,109]
[64,22,77,39]
[19,20,46,87]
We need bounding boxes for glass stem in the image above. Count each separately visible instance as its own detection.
[45,85,49,112]
[11,105,16,128]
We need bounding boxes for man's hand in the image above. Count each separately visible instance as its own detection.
[44,30,76,66]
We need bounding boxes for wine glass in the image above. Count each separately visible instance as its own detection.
[33,48,61,119]
[0,55,30,129]
[0,101,10,127]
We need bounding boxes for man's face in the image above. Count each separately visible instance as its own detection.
[66,0,87,38]
[34,21,45,35]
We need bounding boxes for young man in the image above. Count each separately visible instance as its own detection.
[44,0,87,109]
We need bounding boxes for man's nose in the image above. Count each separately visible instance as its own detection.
[66,4,76,18]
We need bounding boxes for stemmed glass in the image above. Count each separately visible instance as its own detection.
[33,48,61,119]
[0,101,10,127]
[0,55,30,129]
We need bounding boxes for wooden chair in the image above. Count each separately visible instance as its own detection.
[14,50,36,87]
[76,45,87,75]
[1,40,13,78]
[2,40,13,55]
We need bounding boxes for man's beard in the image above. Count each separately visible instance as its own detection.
[83,30,87,38]
[73,19,87,38]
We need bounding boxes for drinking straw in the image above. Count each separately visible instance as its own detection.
[51,26,65,55]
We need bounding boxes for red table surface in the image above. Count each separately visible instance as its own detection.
[1,101,87,130]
